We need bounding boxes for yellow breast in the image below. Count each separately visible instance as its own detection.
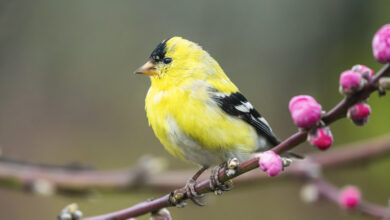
[145,79,258,164]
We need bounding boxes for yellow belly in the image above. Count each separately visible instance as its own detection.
[145,82,257,166]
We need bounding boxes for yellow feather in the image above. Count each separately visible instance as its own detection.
[144,37,258,165]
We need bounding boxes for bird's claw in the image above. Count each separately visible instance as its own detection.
[209,165,233,195]
[169,178,205,207]
[185,179,205,206]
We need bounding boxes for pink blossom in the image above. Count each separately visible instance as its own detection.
[352,64,374,80]
[339,186,361,209]
[308,126,333,150]
[258,151,283,177]
[372,24,390,63]
[289,95,322,128]
[347,103,371,126]
[339,70,365,95]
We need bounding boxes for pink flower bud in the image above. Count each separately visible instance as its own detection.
[347,103,371,126]
[351,64,374,80]
[372,24,390,63]
[339,70,365,95]
[308,126,333,150]
[258,151,283,177]
[289,95,322,128]
[339,186,361,209]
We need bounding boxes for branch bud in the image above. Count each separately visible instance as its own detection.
[258,151,283,177]
[289,95,322,128]
[308,126,333,150]
[372,24,390,63]
[347,103,371,126]
[339,70,365,95]
[351,64,374,80]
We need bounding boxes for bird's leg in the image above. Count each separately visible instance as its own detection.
[209,162,234,195]
[191,166,209,181]
[185,166,208,206]
[170,166,208,207]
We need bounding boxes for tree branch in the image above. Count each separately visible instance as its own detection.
[79,64,390,220]
[0,156,163,194]
[1,133,390,195]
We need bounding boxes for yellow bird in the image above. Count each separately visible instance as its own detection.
[136,37,280,204]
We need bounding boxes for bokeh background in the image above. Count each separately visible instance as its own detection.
[0,0,389,219]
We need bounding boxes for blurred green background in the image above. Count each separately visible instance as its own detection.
[0,0,389,219]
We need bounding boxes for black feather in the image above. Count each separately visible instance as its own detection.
[212,91,280,146]
[150,39,169,62]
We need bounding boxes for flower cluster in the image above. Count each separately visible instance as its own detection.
[338,65,373,125]
[286,63,375,152]
[258,24,390,178]
[288,95,333,150]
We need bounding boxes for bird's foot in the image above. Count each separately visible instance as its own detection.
[185,179,205,206]
[226,158,240,177]
[169,179,205,207]
[169,166,208,207]
[209,164,233,195]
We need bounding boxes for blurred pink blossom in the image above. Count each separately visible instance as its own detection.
[339,186,361,209]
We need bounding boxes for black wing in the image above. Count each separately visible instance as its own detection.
[211,91,280,146]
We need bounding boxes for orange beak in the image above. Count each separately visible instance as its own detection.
[134,60,157,76]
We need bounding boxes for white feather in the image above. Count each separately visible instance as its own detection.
[235,104,250,112]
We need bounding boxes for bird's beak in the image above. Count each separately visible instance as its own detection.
[134,60,157,76]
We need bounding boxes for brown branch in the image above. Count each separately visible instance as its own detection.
[79,64,390,220]
[0,156,162,194]
[1,133,390,195]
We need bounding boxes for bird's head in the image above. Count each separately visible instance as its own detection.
[135,37,222,83]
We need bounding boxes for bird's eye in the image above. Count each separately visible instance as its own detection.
[163,57,172,64]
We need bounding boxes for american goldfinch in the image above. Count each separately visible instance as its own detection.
[136,37,281,203]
